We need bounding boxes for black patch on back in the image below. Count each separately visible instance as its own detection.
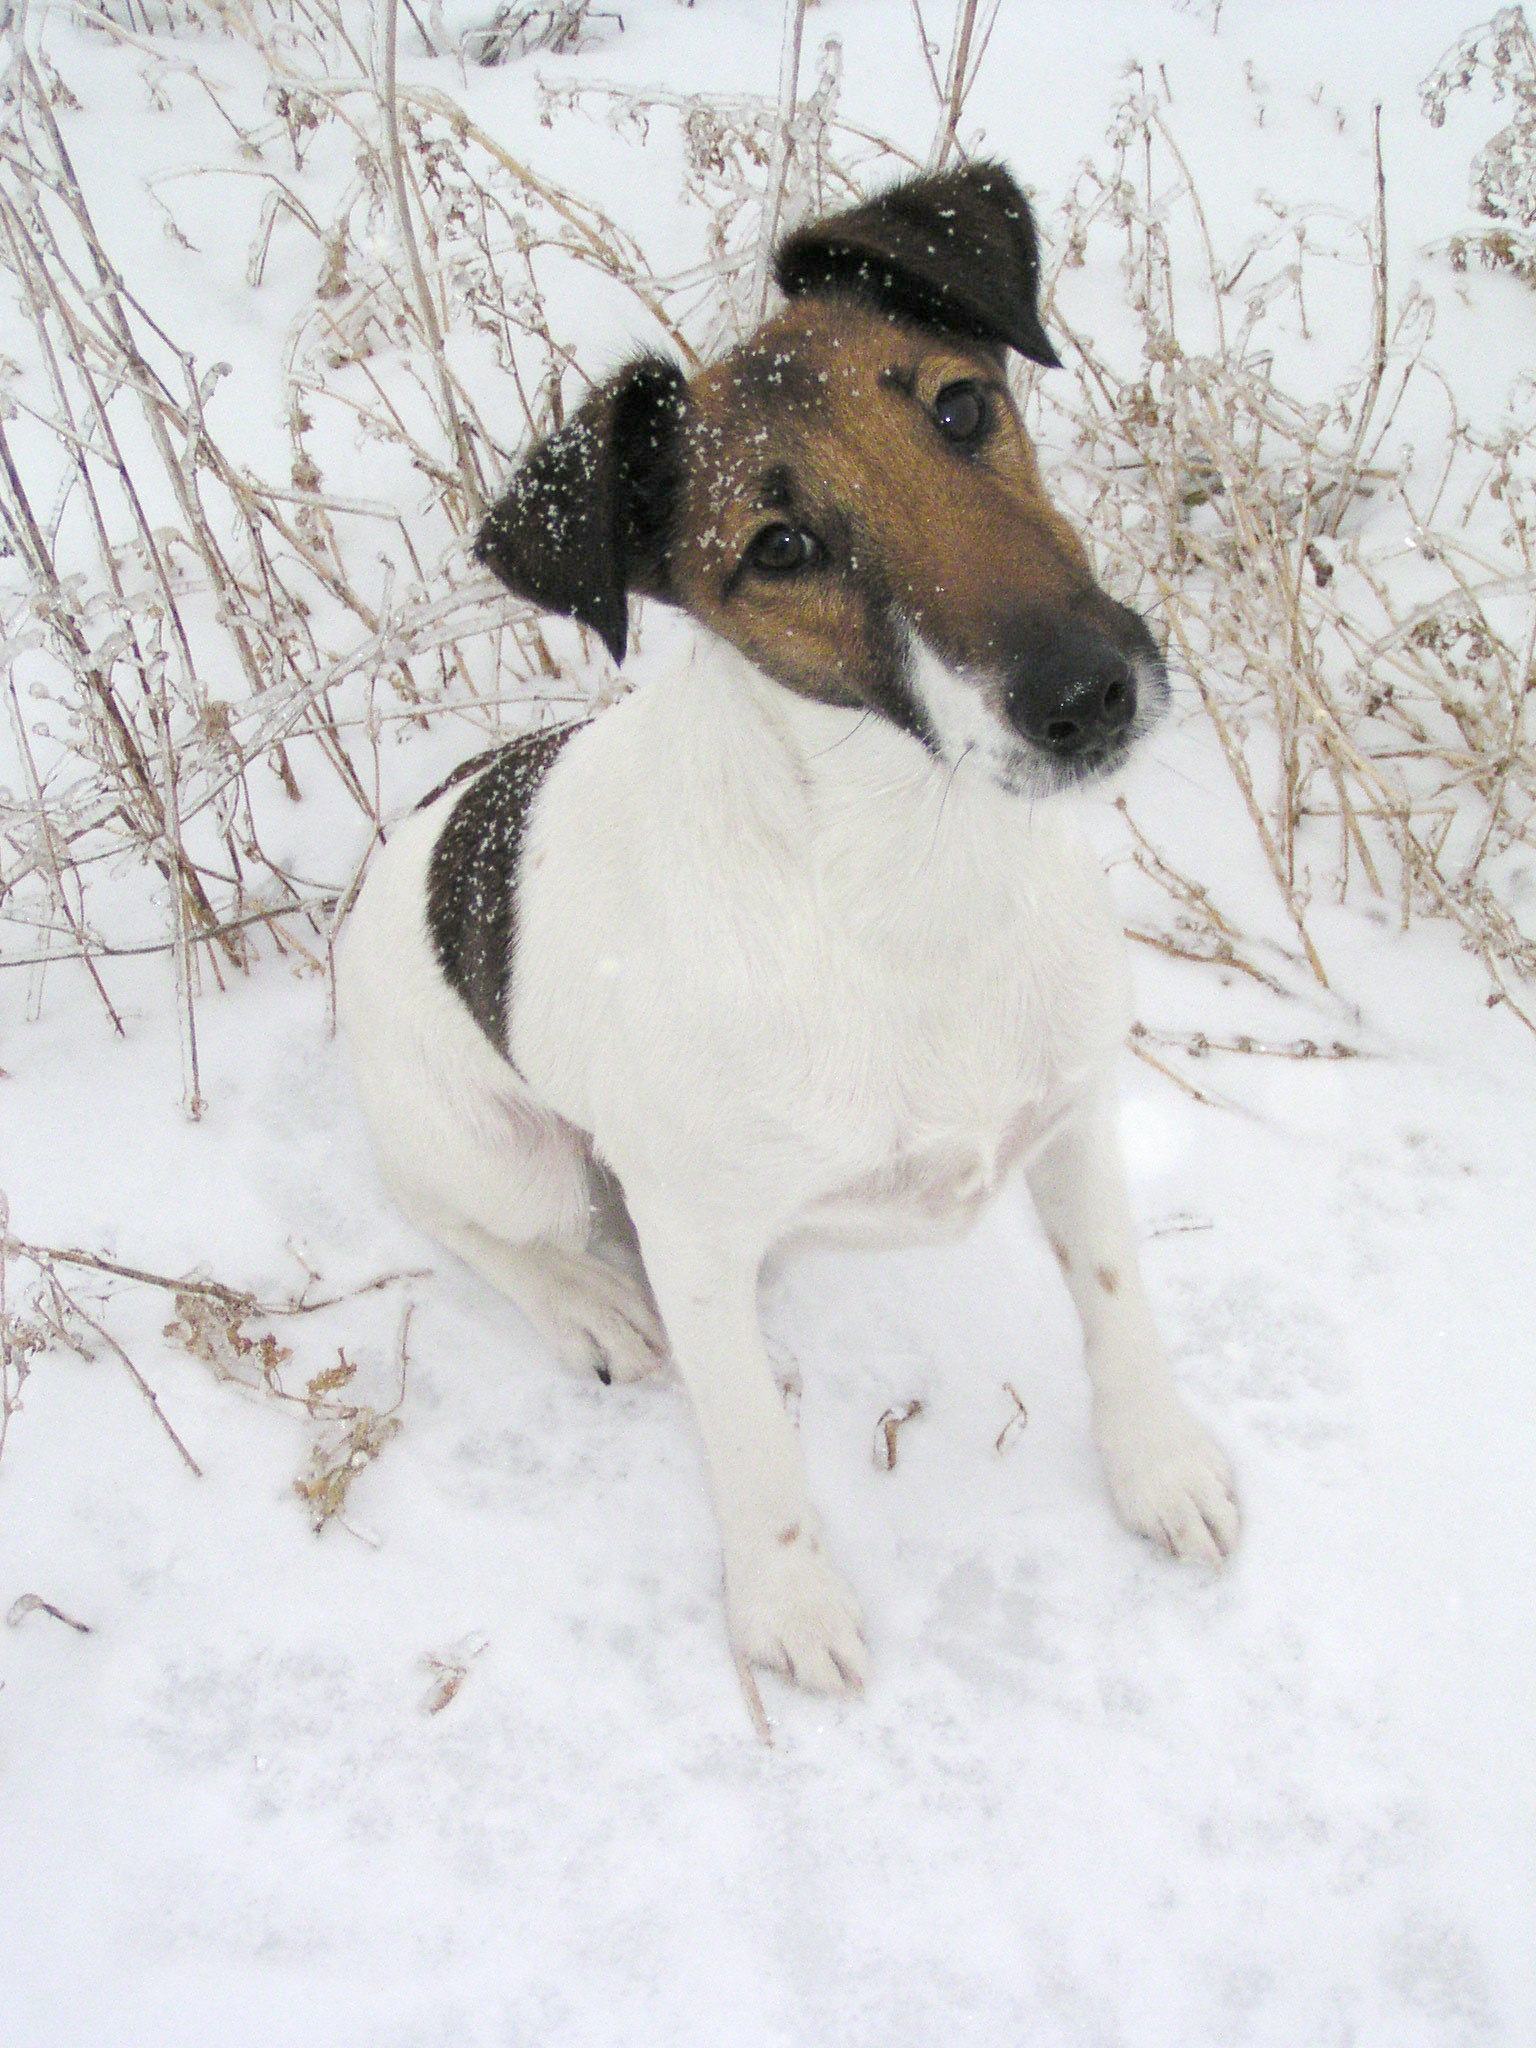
[425,723,584,1054]
[415,743,504,815]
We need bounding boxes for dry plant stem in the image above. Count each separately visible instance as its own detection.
[0,1196,13,1472]
[2,1235,428,1322]
[1118,789,1315,991]
[995,1383,1027,1454]
[1133,1024,1362,1059]
[733,1639,774,1746]
[1,10,1529,1072]
[1161,605,1330,987]
[1037,84,1532,1024]
[0,129,241,1011]
[1127,1035,1245,1113]
[55,1280,203,1479]
[390,1300,414,1414]
[0,899,339,974]
[1116,798,1249,939]
[1149,107,1227,358]
[933,0,979,170]
[4,679,123,1034]
[874,1399,923,1471]
[389,90,700,366]
[7,1593,92,1633]
[155,664,204,1118]
[0,237,211,889]
[1124,925,1290,995]
[930,0,1001,172]
[325,827,383,1035]
[375,0,483,515]
[911,0,1000,170]
[18,68,261,709]
[0,0,828,1047]
[748,0,809,323]
[1322,105,1389,541]
[908,0,945,109]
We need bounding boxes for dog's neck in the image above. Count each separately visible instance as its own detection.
[668,623,1081,955]
[690,624,1064,818]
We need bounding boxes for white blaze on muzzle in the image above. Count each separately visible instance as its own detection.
[906,630,1166,796]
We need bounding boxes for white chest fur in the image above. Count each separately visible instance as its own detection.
[511,630,1131,1247]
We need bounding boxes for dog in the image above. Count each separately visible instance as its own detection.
[337,164,1239,1697]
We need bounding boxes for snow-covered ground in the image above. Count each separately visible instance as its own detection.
[2,4,1532,2043]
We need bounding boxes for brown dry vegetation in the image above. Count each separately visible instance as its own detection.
[1,1,1533,1474]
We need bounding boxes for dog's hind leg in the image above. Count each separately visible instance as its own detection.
[419,1215,668,1386]
[1026,1078,1240,1562]
[339,951,665,1383]
[372,1086,669,1387]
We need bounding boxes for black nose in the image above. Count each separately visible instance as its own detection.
[1003,615,1140,761]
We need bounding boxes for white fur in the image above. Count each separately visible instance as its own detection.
[906,635,1031,791]
[908,635,1170,796]
[338,625,1238,1697]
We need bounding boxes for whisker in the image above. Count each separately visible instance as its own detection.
[807,707,877,760]
[928,742,973,859]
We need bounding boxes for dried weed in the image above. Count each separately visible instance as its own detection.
[2,8,1533,1540]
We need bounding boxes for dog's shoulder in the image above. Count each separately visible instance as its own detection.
[525,629,821,884]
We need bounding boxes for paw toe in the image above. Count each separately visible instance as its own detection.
[729,1548,867,1697]
[552,1265,669,1384]
[1098,1399,1241,1565]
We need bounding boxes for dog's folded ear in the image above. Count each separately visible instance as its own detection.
[475,355,687,665]
[774,162,1061,369]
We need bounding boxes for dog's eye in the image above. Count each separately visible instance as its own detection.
[933,381,989,445]
[746,524,820,576]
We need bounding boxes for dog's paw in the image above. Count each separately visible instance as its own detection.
[541,1253,669,1385]
[1093,1392,1240,1564]
[726,1533,868,1696]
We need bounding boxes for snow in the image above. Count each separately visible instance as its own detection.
[1,4,1532,2044]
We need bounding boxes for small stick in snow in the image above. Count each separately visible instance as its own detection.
[874,1399,923,1471]
[3,1237,427,1321]
[7,1593,92,1634]
[1135,1025,1364,1061]
[1127,1034,1245,1115]
[995,1383,1028,1454]
[1123,925,1291,998]
[55,1285,203,1480]
[732,1639,775,1747]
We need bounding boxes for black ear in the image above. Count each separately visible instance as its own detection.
[774,162,1061,369]
[474,355,687,665]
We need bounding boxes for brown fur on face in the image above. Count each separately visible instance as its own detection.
[668,297,1099,728]
[476,164,1165,786]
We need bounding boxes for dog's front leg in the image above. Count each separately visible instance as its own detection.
[625,1197,868,1695]
[1026,1080,1240,1562]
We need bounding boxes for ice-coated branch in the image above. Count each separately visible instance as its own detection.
[747,0,809,325]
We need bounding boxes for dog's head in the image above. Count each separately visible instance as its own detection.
[476,163,1166,794]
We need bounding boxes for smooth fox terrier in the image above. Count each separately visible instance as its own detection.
[338,164,1239,1697]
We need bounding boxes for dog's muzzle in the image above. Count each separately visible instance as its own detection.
[1002,606,1167,775]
